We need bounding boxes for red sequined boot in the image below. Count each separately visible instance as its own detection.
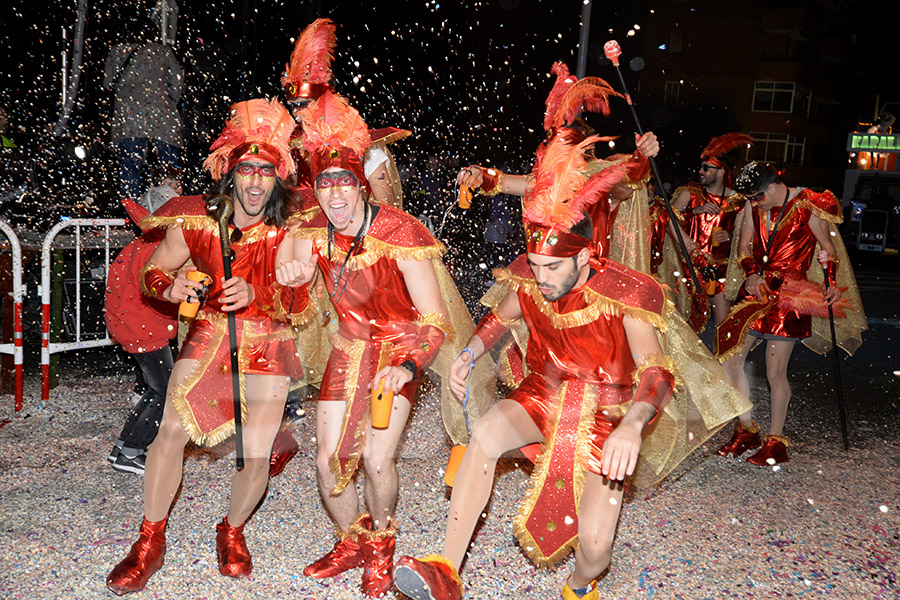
[393,554,463,600]
[356,515,396,598]
[268,429,299,478]
[303,513,368,578]
[716,421,762,457]
[106,516,168,596]
[747,434,790,466]
[216,517,253,578]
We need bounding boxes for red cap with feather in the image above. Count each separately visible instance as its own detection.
[203,98,296,181]
[523,131,626,258]
[297,91,372,192]
[282,18,336,102]
[701,132,752,186]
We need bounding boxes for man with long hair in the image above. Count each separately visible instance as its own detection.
[106,98,312,595]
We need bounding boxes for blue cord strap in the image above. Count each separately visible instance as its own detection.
[459,347,475,435]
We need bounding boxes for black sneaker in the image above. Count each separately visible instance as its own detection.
[112,453,146,475]
[107,443,123,464]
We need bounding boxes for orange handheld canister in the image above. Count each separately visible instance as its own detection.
[457,184,472,209]
[178,271,213,318]
[444,347,475,487]
[370,379,395,430]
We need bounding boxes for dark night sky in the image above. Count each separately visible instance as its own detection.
[1,0,897,213]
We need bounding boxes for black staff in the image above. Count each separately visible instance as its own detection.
[210,194,245,470]
[603,40,702,293]
[822,266,850,450]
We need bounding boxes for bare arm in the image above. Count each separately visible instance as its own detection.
[456,166,529,197]
[600,316,664,481]
[145,227,194,303]
[808,213,841,304]
[367,162,399,206]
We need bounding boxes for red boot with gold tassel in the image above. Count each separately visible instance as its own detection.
[215,517,253,578]
[106,516,168,595]
[303,513,368,578]
[355,513,396,598]
[747,434,790,466]
[716,421,762,457]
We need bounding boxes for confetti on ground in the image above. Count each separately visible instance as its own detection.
[0,349,897,600]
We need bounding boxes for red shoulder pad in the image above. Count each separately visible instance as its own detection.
[367,205,441,249]
[586,259,666,316]
[798,189,841,221]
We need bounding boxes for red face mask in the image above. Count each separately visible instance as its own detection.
[315,170,360,192]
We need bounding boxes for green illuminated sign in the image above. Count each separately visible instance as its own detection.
[847,133,900,153]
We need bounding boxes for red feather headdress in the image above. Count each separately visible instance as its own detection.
[282,18,337,101]
[523,131,624,257]
[701,132,752,163]
[298,92,371,190]
[543,61,622,133]
[203,98,296,181]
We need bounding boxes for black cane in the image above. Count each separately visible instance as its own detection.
[603,40,702,293]
[823,270,850,451]
[210,194,245,470]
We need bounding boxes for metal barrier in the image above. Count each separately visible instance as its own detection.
[0,220,24,411]
[41,219,132,401]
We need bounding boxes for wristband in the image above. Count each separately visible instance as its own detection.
[400,359,418,380]
[141,266,174,299]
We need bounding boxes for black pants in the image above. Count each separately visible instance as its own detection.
[117,346,175,452]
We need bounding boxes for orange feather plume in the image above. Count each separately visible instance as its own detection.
[543,62,622,132]
[523,132,623,230]
[778,278,850,318]
[702,132,752,160]
[298,92,370,158]
[282,18,337,89]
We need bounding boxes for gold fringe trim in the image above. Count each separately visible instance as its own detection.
[478,169,505,197]
[169,318,252,447]
[763,433,791,447]
[289,227,446,271]
[512,382,582,568]
[328,338,368,495]
[142,214,216,232]
[415,554,461,585]
[799,190,842,224]
[415,311,455,341]
[715,298,773,363]
[492,305,523,327]
[350,513,397,539]
[270,286,317,327]
[632,353,682,391]
[739,421,761,434]
[492,268,668,332]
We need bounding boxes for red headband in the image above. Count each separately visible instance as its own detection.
[525,224,592,258]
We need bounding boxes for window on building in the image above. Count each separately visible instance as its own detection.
[752,82,796,113]
[748,132,806,165]
[664,81,681,105]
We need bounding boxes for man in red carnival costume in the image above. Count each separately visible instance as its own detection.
[281,18,408,209]
[276,91,455,598]
[394,133,679,600]
[716,161,864,465]
[671,133,752,330]
[106,98,311,595]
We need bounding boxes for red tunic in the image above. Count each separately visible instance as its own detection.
[745,188,840,338]
[677,183,745,265]
[141,198,307,445]
[491,255,671,566]
[291,204,449,492]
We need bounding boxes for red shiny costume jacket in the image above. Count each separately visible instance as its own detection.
[291,203,450,493]
[588,152,650,259]
[677,182,744,265]
[140,196,306,445]
[744,188,841,338]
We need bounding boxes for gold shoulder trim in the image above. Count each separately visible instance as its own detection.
[416,311,456,341]
[141,214,216,232]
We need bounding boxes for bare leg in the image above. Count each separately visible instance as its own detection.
[315,401,360,531]
[568,473,624,589]
[711,293,730,327]
[227,374,290,525]
[764,339,795,436]
[442,399,543,571]
[722,335,756,428]
[143,359,197,522]
[361,396,412,530]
